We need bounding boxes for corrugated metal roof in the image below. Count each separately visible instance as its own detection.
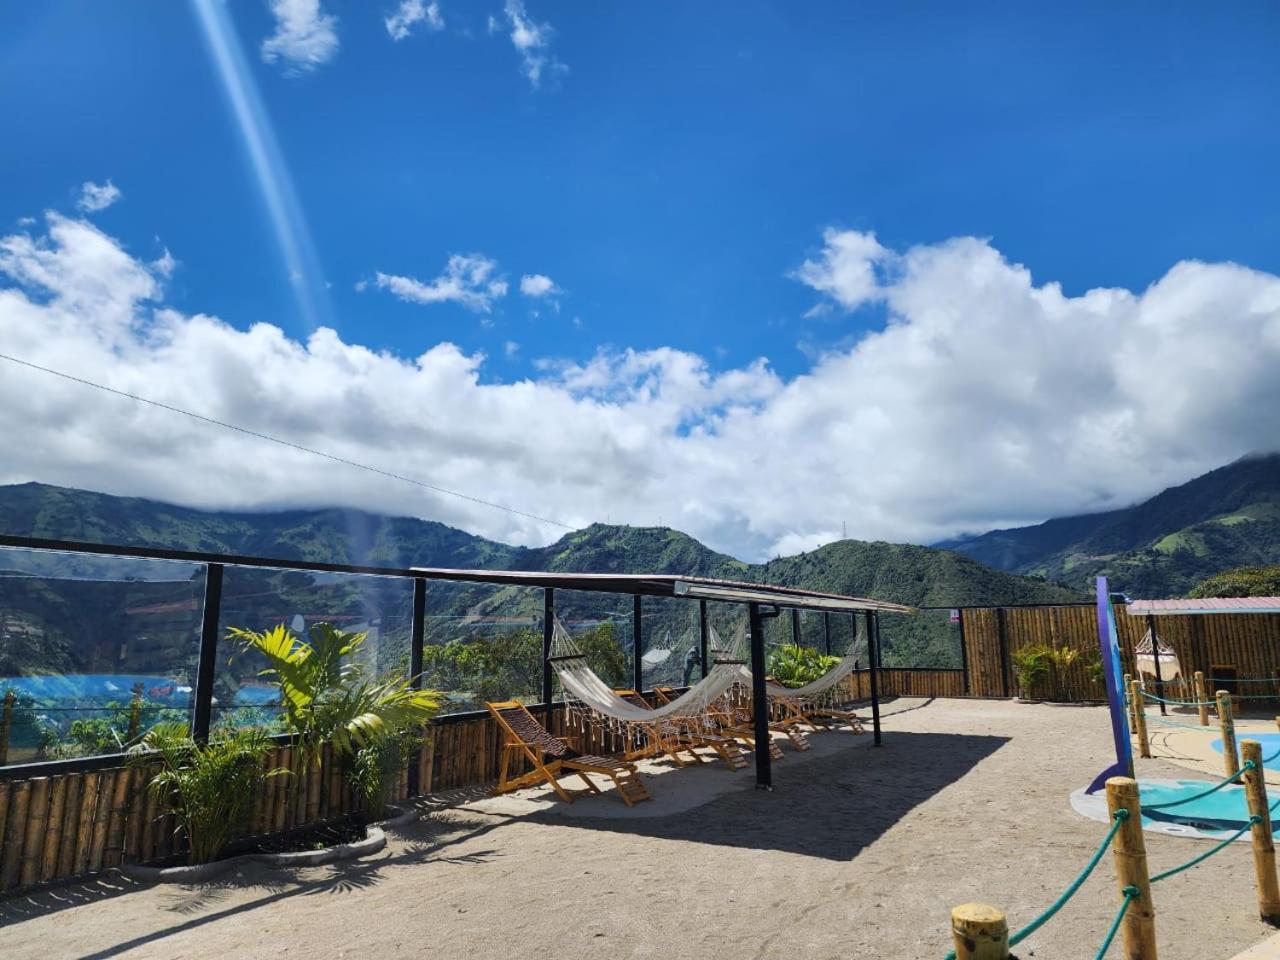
[1127,597,1280,615]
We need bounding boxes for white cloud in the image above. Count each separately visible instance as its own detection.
[792,227,889,312]
[501,0,566,89]
[519,273,558,298]
[385,0,443,41]
[261,0,339,73]
[3,213,1280,562]
[370,254,509,313]
[77,181,122,213]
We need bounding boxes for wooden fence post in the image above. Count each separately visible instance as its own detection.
[1130,679,1151,759]
[1124,673,1136,730]
[1218,691,1239,778]
[950,903,1009,959]
[1194,671,1209,727]
[1241,740,1280,924]
[1107,777,1158,960]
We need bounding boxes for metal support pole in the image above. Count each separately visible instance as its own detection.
[957,608,970,696]
[408,577,427,795]
[191,562,224,744]
[791,607,801,647]
[410,578,426,687]
[632,594,643,694]
[823,612,832,655]
[542,588,555,712]
[1147,613,1166,716]
[749,603,776,789]
[869,611,883,746]
[699,599,709,679]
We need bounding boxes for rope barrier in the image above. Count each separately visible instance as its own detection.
[1094,886,1138,960]
[1139,691,1214,707]
[941,811,1128,960]
[1143,761,1254,811]
[1149,816,1261,884]
[1145,713,1218,733]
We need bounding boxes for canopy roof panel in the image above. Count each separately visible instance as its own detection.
[409,567,913,614]
[1127,597,1280,616]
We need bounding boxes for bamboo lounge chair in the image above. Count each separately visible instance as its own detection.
[614,689,749,772]
[487,700,653,807]
[653,685,787,760]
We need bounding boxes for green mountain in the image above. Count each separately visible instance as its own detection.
[0,481,1080,684]
[941,453,1280,597]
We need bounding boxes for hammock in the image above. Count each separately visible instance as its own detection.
[1134,627,1182,681]
[551,620,746,724]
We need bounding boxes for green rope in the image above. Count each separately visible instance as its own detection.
[1149,816,1260,883]
[1145,713,1216,732]
[1006,811,1128,947]
[1140,691,1214,707]
[1143,761,1253,812]
[941,812,1129,959]
[1094,886,1138,959]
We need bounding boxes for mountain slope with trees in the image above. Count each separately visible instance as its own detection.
[941,454,1280,596]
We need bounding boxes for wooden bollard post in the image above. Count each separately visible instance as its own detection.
[950,903,1009,959]
[1218,691,1239,778]
[1124,673,1136,730]
[1130,679,1151,759]
[0,690,13,766]
[1194,671,1210,726]
[1241,740,1280,924]
[1107,777,1158,960]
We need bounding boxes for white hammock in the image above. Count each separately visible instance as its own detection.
[763,651,861,700]
[1134,627,1182,681]
[551,620,745,724]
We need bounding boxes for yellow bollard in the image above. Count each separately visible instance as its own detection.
[1241,741,1280,924]
[1130,679,1151,759]
[1107,777,1158,960]
[950,903,1009,959]
[1219,690,1239,778]
[1194,671,1209,726]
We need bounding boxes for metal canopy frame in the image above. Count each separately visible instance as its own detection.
[0,534,906,787]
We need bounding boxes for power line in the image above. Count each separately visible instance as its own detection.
[0,351,571,529]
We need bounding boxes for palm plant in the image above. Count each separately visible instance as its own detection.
[227,622,443,822]
[127,723,284,864]
[767,644,841,686]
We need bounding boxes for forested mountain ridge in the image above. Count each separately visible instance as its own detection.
[940,453,1280,597]
[0,483,1079,607]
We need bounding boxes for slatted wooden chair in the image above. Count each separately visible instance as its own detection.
[654,686,785,761]
[612,689,702,767]
[613,689,747,771]
[487,700,652,807]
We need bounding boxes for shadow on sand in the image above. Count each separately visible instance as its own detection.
[521,728,1009,862]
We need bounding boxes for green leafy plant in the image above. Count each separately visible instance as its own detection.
[227,621,444,824]
[767,644,841,687]
[1012,643,1089,701]
[127,723,286,865]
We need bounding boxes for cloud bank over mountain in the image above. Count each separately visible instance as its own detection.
[2,209,1278,560]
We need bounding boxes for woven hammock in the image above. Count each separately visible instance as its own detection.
[1134,627,1182,681]
[551,620,746,724]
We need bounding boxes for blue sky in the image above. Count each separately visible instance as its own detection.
[1,1,1279,558]
[4,1,1277,380]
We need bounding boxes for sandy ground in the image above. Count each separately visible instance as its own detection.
[2,698,1277,960]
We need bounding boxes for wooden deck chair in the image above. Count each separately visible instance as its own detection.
[616,689,748,772]
[487,700,652,807]
[654,686,785,761]
[612,689,702,767]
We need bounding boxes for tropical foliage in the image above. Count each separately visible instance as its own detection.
[127,723,285,864]
[228,621,443,821]
[766,644,840,686]
[1010,643,1101,701]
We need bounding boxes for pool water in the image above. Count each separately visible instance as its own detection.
[1139,780,1253,831]
[1210,733,1280,761]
